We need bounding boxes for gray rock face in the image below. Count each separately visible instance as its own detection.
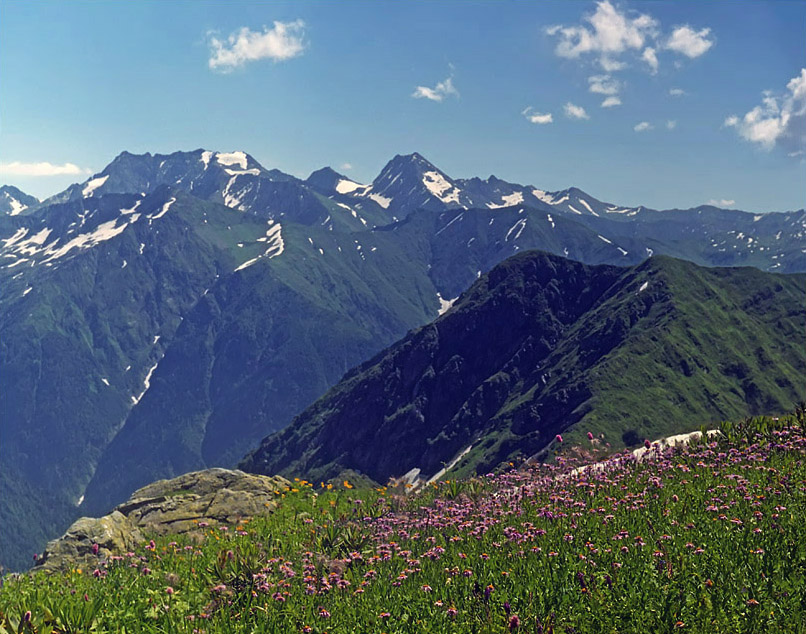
[34,469,288,572]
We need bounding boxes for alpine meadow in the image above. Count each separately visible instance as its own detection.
[1,2,804,633]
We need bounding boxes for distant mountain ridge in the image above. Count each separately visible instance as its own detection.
[1,147,804,570]
[0,185,38,216]
[241,251,806,485]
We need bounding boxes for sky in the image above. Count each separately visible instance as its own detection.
[1,0,804,212]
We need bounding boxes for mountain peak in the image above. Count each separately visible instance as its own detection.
[0,185,39,216]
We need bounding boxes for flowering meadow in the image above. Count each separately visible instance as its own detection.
[2,411,805,634]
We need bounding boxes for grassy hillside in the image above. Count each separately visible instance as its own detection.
[2,411,805,633]
[242,252,806,484]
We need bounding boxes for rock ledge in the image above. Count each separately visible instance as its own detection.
[34,469,288,572]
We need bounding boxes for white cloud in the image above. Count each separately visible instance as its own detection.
[706,198,736,208]
[588,75,622,107]
[547,1,658,71]
[724,68,806,154]
[588,74,620,95]
[642,47,659,74]
[546,3,714,75]
[599,57,627,72]
[208,20,306,72]
[521,107,553,124]
[634,121,653,132]
[412,76,459,102]
[666,120,677,129]
[564,102,590,120]
[0,161,91,177]
[669,88,686,96]
[666,25,714,59]
[340,163,353,171]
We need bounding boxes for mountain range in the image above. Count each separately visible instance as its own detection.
[241,251,806,485]
[1,148,804,570]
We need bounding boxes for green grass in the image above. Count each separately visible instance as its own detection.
[3,409,805,633]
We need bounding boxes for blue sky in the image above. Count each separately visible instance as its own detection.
[1,1,804,211]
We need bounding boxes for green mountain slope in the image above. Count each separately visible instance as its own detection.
[241,252,806,484]
[79,221,439,516]
[0,189,292,570]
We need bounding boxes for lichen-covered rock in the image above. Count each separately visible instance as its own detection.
[35,511,143,572]
[33,469,288,572]
[117,468,289,535]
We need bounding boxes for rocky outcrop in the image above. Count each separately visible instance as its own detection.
[34,469,289,572]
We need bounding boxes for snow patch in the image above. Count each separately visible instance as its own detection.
[22,286,32,296]
[150,197,176,221]
[5,195,27,215]
[368,193,392,209]
[532,189,568,206]
[488,191,524,209]
[335,179,364,194]
[101,378,110,387]
[2,227,29,248]
[437,293,457,316]
[546,214,555,228]
[132,360,160,405]
[567,204,583,215]
[200,150,214,168]
[234,223,284,271]
[120,200,141,215]
[578,198,595,215]
[10,228,53,256]
[42,221,129,262]
[215,151,248,169]
[505,218,527,242]
[638,281,649,293]
[82,175,109,198]
[597,234,613,244]
[422,171,460,204]
[224,168,260,177]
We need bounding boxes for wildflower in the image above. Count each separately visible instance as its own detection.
[747,599,759,606]
[379,612,391,619]
[319,607,331,618]
[446,606,458,618]
[23,612,31,623]
[166,586,174,595]
[92,543,100,555]
[587,432,594,441]
[509,615,521,630]
[556,434,563,443]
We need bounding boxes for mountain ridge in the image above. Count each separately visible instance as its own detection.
[241,251,806,484]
